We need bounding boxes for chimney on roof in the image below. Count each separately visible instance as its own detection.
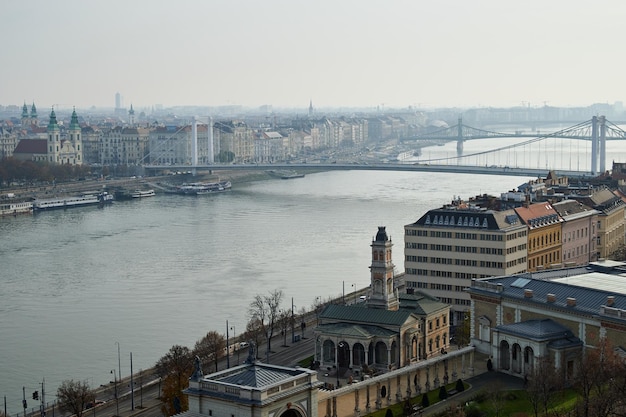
[607,296,615,307]
[566,297,577,307]
[524,289,534,298]
[547,293,556,303]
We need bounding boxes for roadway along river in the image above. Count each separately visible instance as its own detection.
[0,170,529,415]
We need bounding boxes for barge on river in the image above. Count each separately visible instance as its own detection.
[33,192,113,211]
[0,200,33,217]
[172,181,232,196]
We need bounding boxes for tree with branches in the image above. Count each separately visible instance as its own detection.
[155,345,194,416]
[526,355,562,417]
[574,337,625,417]
[193,331,225,372]
[244,318,265,359]
[277,309,291,347]
[56,379,95,417]
[248,289,284,361]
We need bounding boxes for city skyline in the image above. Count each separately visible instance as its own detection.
[2,0,625,110]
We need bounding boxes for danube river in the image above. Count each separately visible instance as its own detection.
[0,169,538,413]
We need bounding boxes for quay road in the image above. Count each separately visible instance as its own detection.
[145,162,595,179]
[28,318,318,417]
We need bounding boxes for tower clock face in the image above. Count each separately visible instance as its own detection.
[373,272,383,279]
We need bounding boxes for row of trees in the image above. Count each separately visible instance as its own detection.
[153,289,318,416]
[45,291,331,417]
[0,157,92,186]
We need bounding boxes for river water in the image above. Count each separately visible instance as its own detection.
[6,130,626,415]
[0,168,531,414]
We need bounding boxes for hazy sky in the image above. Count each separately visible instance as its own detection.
[2,0,625,111]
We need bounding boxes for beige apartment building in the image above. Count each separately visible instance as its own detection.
[404,202,528,325]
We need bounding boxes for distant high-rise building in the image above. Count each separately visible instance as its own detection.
[115,92,121,110]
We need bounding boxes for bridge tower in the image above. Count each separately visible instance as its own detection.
[456,117,463,156]
[191,117,198,175]
[591,116,607,174]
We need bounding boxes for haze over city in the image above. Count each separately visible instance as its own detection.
[2,0,626,111]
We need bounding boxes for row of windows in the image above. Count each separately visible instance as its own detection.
[529,231,561,250]
[564,245,589,260]
[480,247,503,255]
[427,315,447,330]
[564,227,589,242]
[480,261,503,268]
[506,257,527,268]
[480,234,503,241]
[506,230,527,240]
[455,232,477,240]
[529,250,561,269]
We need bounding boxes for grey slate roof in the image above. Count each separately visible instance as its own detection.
[214,364,304,388]
[320,304,413,326]
[469,265,626,319]
[409,207,523,231]
[495,319,579,342]
[316,322,398,339]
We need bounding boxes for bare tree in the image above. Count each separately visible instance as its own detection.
[526,356,562,417]
[574,337,623,417]
[277,309,291,347]
[193,331,226,372]
[56,379,95,417]
[248,289,284,361]
[244,318,264,358]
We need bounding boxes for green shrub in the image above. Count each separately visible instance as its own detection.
[455,378,465,392]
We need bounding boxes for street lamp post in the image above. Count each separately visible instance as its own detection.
[115,341,121,386]
[226,320,230,369]
[230,325,238,365]
[352,283,356,304]
[291,297,295,343]
[111,369,119,417]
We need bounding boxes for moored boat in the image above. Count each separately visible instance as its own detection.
[33,192,113,211]
[0,201,33,217]
[131,189,156,198]
[175,181,232,196]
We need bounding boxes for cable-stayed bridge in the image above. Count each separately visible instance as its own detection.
[144,116,626,178]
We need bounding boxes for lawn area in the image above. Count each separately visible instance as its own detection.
[362,384,579,417]
[364,381,469,417]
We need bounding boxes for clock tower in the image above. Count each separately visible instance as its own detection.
[368,226,399,310]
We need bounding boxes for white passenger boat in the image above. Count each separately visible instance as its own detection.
[131,189,156,198]
[175,181,232,195]
[0,201,33,217]
[33,192,113,211]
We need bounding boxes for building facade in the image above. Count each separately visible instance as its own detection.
[468,261,626,381]
[514,202,563,271]
[314,227,450,377]
[404,203,528,325]
[551,199,599,266]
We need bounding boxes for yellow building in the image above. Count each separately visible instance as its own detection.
[514,202,562,271]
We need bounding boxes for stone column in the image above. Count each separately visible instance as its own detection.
[354,389,360,417]
[406,370,412,399]
[433,362,440,389]
[325,398,332,417]
[414,370,421,395]
[375,382,382,410]
[396,375,402,402]
[332,396,337,417]
[366,382,371,412]
[469,349,475,377]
